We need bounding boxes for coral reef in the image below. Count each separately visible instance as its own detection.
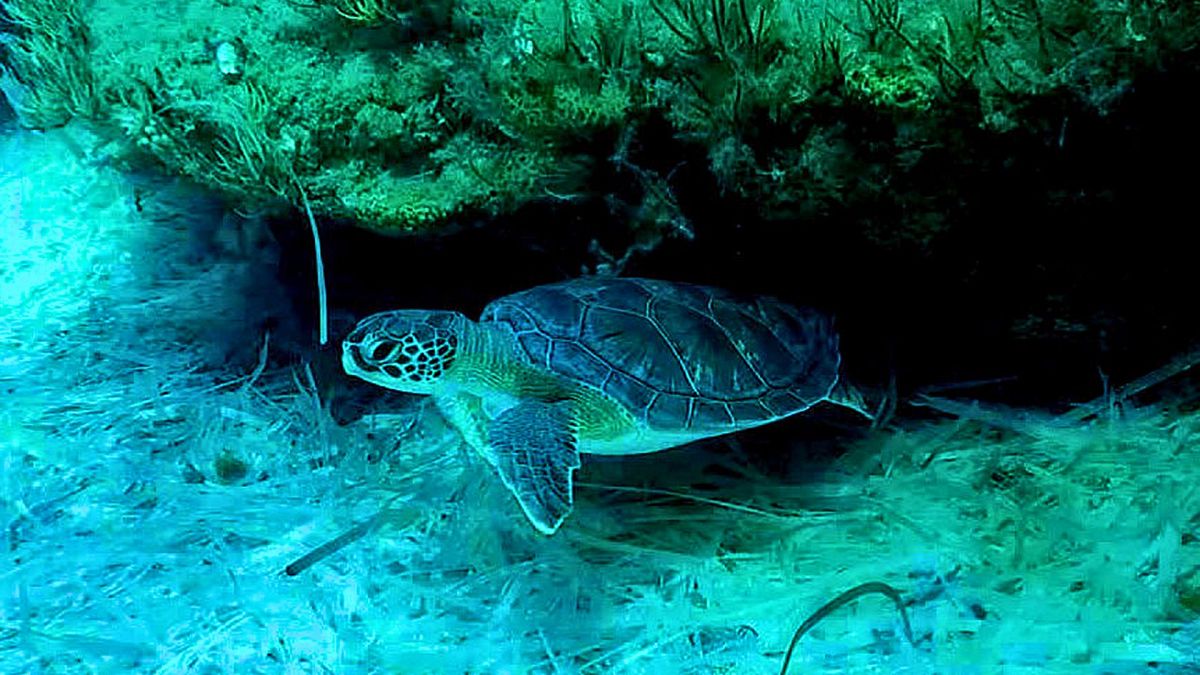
[1,0,1196,243]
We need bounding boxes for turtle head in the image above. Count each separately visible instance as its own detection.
[342,310,466,394]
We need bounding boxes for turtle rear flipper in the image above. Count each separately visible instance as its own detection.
[826,378,875,421]
[488,402,582,535]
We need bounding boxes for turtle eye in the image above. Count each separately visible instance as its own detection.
[370,343,395,362]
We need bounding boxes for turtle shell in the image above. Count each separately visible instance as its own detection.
[479,277,841,434]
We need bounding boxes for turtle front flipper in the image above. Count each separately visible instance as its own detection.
[487,401,582,535]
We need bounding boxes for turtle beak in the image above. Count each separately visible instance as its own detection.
[342,319,378,376]
[343,341,371,374]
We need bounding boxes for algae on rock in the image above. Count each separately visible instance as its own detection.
[3,0,1196,242]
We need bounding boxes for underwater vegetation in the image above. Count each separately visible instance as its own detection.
[5,2,1200,670]
[1,0,97,127]
[1,0,1196,243]
[5,126,1200,670]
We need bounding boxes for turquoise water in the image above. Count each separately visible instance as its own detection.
[4,0,1200,670]
[4,122,1200,674]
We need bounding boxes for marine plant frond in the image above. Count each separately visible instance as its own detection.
[650,0,781,69]
[328,0,400,26]
[2,0,98,127]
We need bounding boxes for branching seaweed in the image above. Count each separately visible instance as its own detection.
[648,0,791,132]
[856,0,972,90]
[651,0,781,72]
[327,0,400,26]
[2,0,99,127]
[206,86,292,198]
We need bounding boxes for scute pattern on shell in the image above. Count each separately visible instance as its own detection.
[480,277,841,433]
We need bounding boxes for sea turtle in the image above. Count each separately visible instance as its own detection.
[342,277,869,534]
